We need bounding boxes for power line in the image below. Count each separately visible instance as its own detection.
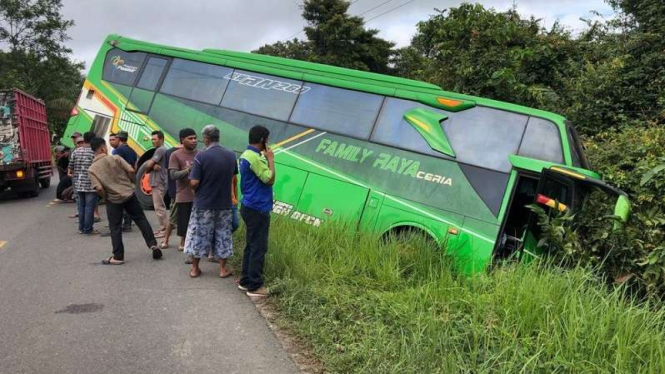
[357,0,398,18]
[366,0,417,24]
[281,0,415,42]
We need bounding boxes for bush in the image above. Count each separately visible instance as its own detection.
[531,124,665,299]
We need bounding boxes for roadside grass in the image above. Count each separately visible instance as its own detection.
[231,218,665,374]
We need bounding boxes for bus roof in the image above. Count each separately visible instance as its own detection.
[103,34,567,123]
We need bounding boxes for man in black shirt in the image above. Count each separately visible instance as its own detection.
[55,146,73,201]
[114,131,138,231]
[113,131,138,168]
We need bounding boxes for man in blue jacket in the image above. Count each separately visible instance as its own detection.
[238,125,276,298]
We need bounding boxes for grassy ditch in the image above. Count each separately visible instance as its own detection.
[232,218,665,374]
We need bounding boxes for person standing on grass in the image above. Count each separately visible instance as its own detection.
[168,128,198,254]
[68,131,99,235]
[238,125,276,298]
[143,130,169,238]
[184,125,237,279]
[87,137,162,264]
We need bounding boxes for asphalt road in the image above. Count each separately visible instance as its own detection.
[0,176,299,374]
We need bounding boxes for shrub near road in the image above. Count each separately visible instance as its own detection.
[232,219,665,374]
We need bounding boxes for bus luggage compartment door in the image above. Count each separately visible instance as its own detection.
[295,173,370,228]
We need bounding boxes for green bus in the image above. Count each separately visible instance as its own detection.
[63,34,629,273]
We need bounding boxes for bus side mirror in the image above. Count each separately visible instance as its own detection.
[403,108,455,158]
[613,194,630,230]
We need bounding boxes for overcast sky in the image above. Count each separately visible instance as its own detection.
[60,0,614,73]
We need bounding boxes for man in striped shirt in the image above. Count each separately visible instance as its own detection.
[68,131,99,235]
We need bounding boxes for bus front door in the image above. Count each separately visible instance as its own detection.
[521,167,629,259]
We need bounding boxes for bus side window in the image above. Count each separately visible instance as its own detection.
[518,117,564,164]
[442,107,528,173]
[136,57,168,91]
[160,59,232,105]
[127,57,169,114]
[102,49,147,87]
[370,97,448,158]
[221,70,301,122]
[290,84,383,139]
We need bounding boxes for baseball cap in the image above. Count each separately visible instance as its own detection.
[70,132,82,138]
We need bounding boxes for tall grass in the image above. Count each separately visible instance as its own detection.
[232,218,665,373]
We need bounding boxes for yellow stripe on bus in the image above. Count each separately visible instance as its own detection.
[551,166,586,180]
[273,129,316,149]
[405,116,431,133]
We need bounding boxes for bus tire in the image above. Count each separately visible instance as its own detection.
[135,162,154,210]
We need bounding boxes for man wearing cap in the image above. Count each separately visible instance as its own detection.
[66,134,83,217]
[112,131,138,231]
[168,128,198,253]
[70,132,82,146]
[68,131,99,235]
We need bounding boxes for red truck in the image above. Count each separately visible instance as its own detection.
[0,89,52,197]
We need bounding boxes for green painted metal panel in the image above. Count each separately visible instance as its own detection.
[297,173,370,226]
[272,163,308,208]
[508,154,601,179]
[452,217,498,274]
[358,190,386,233]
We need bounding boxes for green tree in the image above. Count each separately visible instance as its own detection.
[0,0,83,138]
[393,4,579,112]
[254,0,395,73]
[253,38,312,61]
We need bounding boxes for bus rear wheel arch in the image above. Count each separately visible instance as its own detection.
[381,225,440,250]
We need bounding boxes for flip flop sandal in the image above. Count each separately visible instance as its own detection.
[220,271,234,279]
[159,241,169,249]
[102,256,124,265]
[190,269,202,278]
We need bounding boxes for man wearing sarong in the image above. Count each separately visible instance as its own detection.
[184,125,237,279]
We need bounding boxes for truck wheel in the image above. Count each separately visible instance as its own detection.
[135,162,154,210]
[17,188,39,198]
[18,174,41,198]
[39,178,51,189]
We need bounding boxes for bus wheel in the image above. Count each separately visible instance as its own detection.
[135,163,154,210]
[383,226,439,279]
